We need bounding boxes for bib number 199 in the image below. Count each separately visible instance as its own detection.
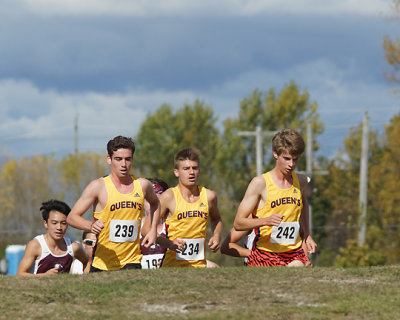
[141,254,164,269]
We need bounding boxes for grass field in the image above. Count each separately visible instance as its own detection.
[1,265,399,320]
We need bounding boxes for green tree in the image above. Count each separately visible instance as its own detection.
[0,155,58,242]
[58,151,108,206]
[369,114,400,263]
[383,0,400,91]
[57,151,108,239]
[317,120,392,267]
[134,100,220,188]
[0,152,108,244]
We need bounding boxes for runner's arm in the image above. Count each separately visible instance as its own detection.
[141,179,161,247]
[220,228,251,257]
[67,179,104,234]
[156,236,186,252]
[234,176,283,231]
[207,190,222,252]
[72,242,89,271]
[154,189,186,251]
[16,240,58,276]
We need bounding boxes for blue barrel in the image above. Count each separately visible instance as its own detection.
[5,245,26,275]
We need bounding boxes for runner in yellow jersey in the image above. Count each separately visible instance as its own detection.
[67,136,160,271]
[157,148,222,268]
[233,129,317,267]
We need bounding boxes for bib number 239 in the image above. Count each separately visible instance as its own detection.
[176,238,205,261]
[109,220,138,243]
[270,222,300,245]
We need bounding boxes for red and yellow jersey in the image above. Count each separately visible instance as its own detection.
[92,175,144,270]
[161,186,209,268]
[254,172,303,253]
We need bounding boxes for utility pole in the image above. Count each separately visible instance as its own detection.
[358,111,369,246]
[306,122,313,235]
[238,125,275,176]
[306,122,312,175]
[301,121,328,236]
[74,113,79,155]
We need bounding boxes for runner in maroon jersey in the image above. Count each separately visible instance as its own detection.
[17,200,89,276]
[140,178,169,269]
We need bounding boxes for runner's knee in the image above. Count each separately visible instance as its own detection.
[287,260,305,267]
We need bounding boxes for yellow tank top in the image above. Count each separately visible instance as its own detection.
[92,175,144,270]
[162,186,209,268]
[255,172,303,253]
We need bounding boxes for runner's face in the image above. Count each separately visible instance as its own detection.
[82,232,97,249]
[174,160,200,186]
[275,150,299,175]
[107,148,133,177]
[44,211,68,240]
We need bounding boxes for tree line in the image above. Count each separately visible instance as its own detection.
[1,80,399,267]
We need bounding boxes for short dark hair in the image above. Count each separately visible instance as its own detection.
[82,230,92,241]
[272,129,305,156]
[40,200,71,222]
[107,136,135,157]
[174,148,200,169]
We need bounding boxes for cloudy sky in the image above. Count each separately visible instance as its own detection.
[0,0,398,160]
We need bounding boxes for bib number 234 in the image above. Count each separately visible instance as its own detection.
[176,238,205,261]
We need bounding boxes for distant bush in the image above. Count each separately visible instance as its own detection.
[316,247,337,267]
[335,239,387,267]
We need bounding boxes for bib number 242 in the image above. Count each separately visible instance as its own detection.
[270,221,300,245]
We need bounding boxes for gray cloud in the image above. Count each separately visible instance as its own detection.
[0,0,398,159]
[0,13,393,91]
[14,0,389,17]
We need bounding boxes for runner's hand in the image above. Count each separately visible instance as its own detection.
[170,239,186,253]
[208,235,220,252]
[304,235,317,254]
[142,229,157,248]
[264,214,284,226]
[91,219,104,235]
[45,267,60,275]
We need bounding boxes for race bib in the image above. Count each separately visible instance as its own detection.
[270,221,300,245]
[141,253,164,269]
[109,220,139,243]
[176,238,205,261]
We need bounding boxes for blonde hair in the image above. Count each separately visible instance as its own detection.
[272,129,305,156]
